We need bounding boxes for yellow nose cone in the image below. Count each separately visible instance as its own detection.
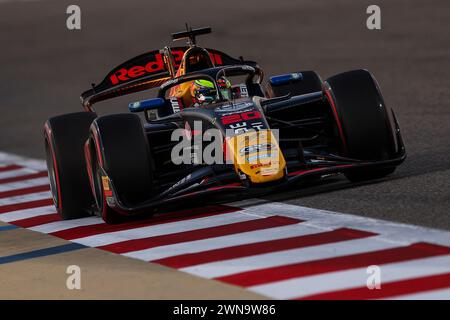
[226,130,286,184]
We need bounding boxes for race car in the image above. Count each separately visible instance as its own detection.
[44,26,406,223]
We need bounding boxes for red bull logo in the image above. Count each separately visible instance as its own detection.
[109,50,223,85]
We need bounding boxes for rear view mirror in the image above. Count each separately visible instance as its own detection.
[269,72,303,86]
[128,98,165,112]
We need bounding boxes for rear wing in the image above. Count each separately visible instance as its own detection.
[80,47,259,110]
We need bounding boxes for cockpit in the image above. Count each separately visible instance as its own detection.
[157,65,262,117]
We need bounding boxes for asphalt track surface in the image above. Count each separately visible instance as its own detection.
[0,0,449,232]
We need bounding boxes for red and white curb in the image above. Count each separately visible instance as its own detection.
[0,151,449,300]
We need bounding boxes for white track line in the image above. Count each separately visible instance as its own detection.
[29,216,103,233]
[0,152,47,171]
[0,168,36,179]
[0,191,52,206]
[0,205,56,222]
[0,177,49,192]
[389,288,450,300]
[249,255,450,299]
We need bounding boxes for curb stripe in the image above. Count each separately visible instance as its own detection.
[72,212,256,247]
[217,242,450,287]
[51,205,238,240]
[389,288,450,300]
[125,223,322,262]
[0,225,18,232]
[99,216,301,254]
[0,165,22,172]
[0,243,86,265]
[181,236,400,279]
[237,201,450,247]
[0,168,35,179]
[0,185,50,199]
[0,171,48,184]
[298,272,450,300]
[0,191,52,206]
[249,255,450,299]
[0,198,54,214]
[29,216,103,233]
[0,205,56,222]
[156,228,375,269]
[0,177,49,193]
[11,213,61,228]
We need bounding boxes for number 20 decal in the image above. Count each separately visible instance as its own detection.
[221,111,262,125]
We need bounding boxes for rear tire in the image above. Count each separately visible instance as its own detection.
[267,71,322,97]
[89,114,154,223]
[44,112,97,219]
[324,69,397,182]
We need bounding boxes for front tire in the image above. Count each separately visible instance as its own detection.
[88,113,154,223]
[44,112,97,219]
[324,69,397,182]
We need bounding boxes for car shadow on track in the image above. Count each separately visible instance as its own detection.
[257,173,406,205]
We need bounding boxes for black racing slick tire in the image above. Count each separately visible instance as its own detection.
[324,69,397,182]
[44,112,97,220]
[88,113,154,223]
[267,71,322,97]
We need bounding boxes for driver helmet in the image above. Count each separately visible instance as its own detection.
[190,77,233,107]
[190,79,216,107]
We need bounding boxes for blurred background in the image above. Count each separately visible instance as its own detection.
[0,0,449,227]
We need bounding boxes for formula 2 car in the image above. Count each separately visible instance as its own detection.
[44,26,406,223]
